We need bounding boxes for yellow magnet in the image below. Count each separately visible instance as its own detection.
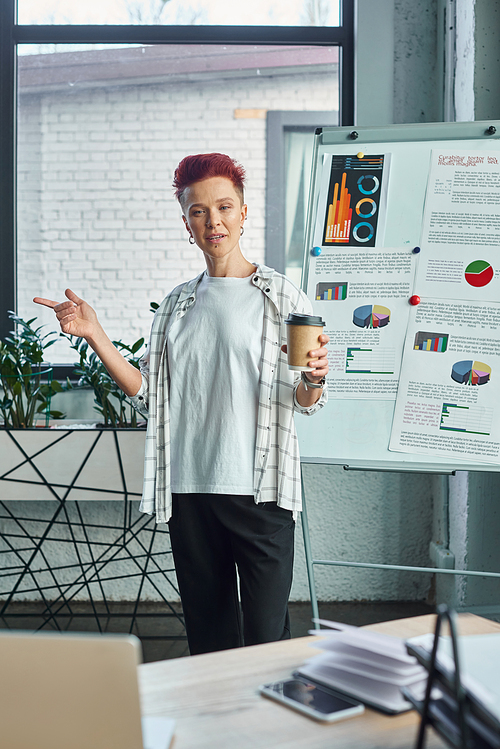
[357,152,364,159]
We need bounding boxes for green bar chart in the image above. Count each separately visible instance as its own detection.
[440,402,493,435]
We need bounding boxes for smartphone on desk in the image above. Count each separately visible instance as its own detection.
[259,676,364,723]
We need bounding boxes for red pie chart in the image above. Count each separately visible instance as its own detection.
[465,260,494,287]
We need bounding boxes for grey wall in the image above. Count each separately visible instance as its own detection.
[292,465,433,601]
[474,0,500,120]
[355,0,394,125]
[435,472,500,614]
[357,0,500,125]
[459,472,500,610]
[356,0,442,126]
[393,0,442,123]
[455,0,476,121]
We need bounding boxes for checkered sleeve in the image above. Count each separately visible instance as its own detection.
[253,268,327,515]
[129,344,151,417]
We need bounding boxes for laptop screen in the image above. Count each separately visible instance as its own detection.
[0,631,145,749]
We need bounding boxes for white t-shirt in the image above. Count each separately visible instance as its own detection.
[167,272,265,494]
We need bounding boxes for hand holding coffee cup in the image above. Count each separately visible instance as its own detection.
[283,313,329,384]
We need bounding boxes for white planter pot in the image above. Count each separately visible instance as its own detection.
[0,426,145,501]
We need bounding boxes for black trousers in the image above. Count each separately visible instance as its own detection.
[169,493,295,655]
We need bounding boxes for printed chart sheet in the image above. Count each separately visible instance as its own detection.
[389,148,500,462]
[307,248,416,399]
[389,299,500,463]
[313,153,391,249]
[416,149,500,302]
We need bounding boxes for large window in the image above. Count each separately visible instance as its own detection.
[1,1,354,354]
[18,0,341,27]
[17,44,339,360]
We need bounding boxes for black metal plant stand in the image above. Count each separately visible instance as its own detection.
[0,428,186,640]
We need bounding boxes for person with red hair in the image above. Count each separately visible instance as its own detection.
[34,153,329,655]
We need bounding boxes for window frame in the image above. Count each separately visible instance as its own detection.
[265,110,339,274]
[0,0,354,341]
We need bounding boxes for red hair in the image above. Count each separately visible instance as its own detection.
[173,153,246,205]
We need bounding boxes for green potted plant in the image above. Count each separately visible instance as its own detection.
[0,314,147,504]
[1,309,150,501]
[65,335,146,428]
[0,312,64,428]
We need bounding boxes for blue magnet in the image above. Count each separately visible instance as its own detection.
[413,246,421,254]
[311,246,322,257]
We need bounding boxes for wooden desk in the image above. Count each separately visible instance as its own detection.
[138,614,500,749]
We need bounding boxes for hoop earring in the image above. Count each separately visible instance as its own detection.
[240,226,244,236]
[188,235,195,245]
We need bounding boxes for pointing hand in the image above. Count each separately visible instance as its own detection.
[33,289,99,340]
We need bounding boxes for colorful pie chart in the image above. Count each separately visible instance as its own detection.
[353,304,391,329]
[464,260,494,287]
[451,360,491,385]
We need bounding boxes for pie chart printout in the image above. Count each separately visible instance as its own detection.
[353,304,391,329]
[464,260,494,287]
[451,360,491,386]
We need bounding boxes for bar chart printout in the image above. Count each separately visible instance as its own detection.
[451,360,491,385]
[346,347,395,374]
[316,282,348,300]
[322,154,386,247]
[414,331,449,352]
[440,403,493,435]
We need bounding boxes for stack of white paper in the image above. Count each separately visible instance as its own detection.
[406,632,500,723]
[297,620,428,714]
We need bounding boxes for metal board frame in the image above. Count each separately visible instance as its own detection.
[298,122,500,626]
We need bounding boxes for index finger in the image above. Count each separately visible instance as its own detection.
[33,296,58,309]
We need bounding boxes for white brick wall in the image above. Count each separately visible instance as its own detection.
[18,66,338,360]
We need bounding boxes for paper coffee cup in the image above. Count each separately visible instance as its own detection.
[285,312,325,371]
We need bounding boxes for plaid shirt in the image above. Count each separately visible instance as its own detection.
[130,264,327,523]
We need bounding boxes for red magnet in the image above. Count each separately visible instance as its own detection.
[409,295,421,306]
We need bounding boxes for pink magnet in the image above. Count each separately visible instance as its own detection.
[409,295,421,306]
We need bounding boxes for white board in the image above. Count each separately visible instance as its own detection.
[297,121,500,473]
